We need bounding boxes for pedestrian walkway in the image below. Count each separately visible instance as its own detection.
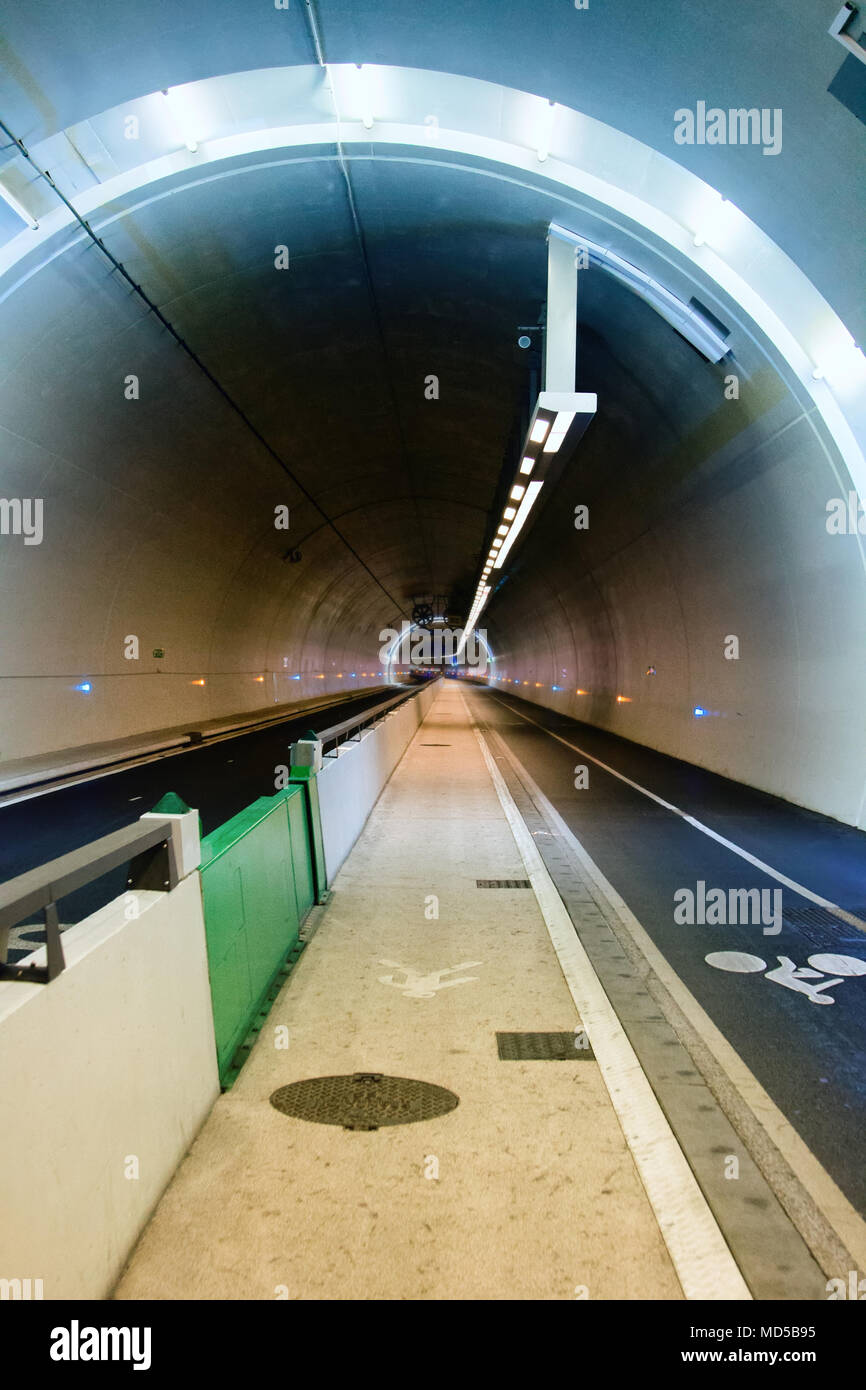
[114,681,683,1300]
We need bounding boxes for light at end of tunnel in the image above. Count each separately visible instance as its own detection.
[75,680,93,694]
[519,457,535,475]
[616,694,632,703]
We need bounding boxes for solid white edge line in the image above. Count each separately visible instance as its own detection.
[461,693,751,1301]
[483,694,866,1275]
[489,695,866,936]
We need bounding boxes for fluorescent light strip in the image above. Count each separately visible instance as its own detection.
[542,410,576,453]
[519,457,535,475]
[493,480,543,568]
[456,584,491,658]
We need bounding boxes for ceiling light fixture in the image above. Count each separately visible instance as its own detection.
[492,480,543,568]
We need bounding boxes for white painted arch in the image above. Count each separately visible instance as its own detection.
[1,62,864,504]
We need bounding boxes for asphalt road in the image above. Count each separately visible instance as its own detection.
[0,687,404,949]
[470,685,866,1218]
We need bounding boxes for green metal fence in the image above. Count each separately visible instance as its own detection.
[199,785,315,1083]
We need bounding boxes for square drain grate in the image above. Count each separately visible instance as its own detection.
[476,878,531,889]
[496,1031,595,1061]
[781,904,866,948]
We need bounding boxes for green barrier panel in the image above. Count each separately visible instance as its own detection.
[289,767,328,903]
[199,785,313,1083]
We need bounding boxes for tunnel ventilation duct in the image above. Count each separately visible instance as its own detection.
[548,222,730,363]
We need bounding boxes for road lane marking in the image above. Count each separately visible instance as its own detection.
[488,694,866,936]
[477,700,866,1276]
[463,693,751,1301]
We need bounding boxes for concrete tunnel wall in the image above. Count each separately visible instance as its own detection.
[484,304,866,829]
[0,2,864,829]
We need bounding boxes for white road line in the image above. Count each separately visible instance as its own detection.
[482,708,866,1277]
[462,694,751,1301]
[488,694,866,936]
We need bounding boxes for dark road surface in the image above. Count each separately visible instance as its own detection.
[0,687,403,947]
[470,685,866,1218]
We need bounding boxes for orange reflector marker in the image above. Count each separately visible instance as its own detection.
[192,678,206,687]
[576,688,588,695]
[616,694,632,703]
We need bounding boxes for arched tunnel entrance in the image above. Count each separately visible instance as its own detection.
[0,0,865,1332]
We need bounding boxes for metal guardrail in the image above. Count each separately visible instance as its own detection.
[0,818,180,984]
[314,678,440,753]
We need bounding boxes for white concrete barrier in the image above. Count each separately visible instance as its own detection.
[317,683,438,882]
[0,871,219,1300]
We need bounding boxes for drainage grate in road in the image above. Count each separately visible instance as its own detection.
[269,1072,459,1130]
[781,904,866,947]
[476,879,531,889]
[496,1031,595,1061]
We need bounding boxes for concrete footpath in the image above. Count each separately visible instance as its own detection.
[114,681,683,1300]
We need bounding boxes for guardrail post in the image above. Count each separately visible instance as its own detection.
[138,797,201,885]
[289,735,328,903]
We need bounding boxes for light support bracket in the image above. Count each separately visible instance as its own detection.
[829,4,866,64]
[548,221,730,363]
[461,227,597,644]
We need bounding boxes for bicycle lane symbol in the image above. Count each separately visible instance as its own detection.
[706,951,866,1005]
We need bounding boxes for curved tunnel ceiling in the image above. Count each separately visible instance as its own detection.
[0,3,864,829]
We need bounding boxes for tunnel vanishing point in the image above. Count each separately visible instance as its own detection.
[1,0,865,1335]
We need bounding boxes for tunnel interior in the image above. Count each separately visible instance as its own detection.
[0,3,864,832]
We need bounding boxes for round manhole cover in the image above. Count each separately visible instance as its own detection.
[269,1072,459,1130]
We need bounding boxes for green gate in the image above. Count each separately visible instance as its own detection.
[200,785,315,1083]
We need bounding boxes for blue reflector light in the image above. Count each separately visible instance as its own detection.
[693,706,706,718]
[76,681,93,694]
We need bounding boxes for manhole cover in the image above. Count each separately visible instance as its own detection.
[269,1072,459,1130]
